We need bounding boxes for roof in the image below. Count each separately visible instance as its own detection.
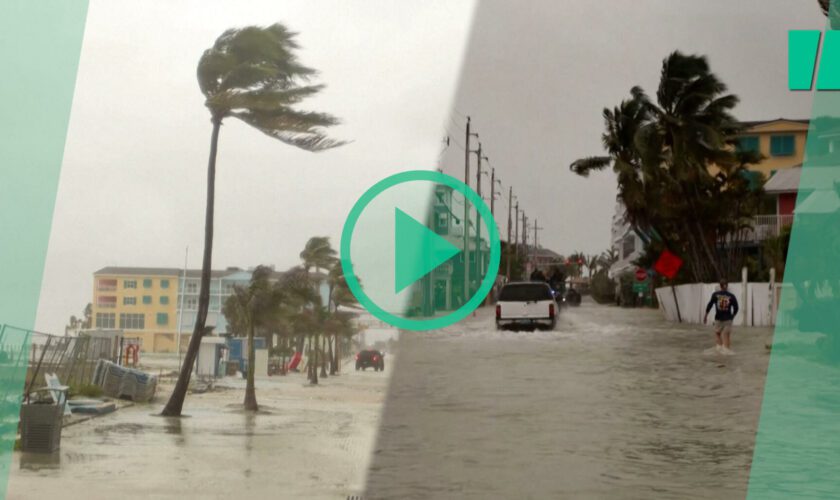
[528,245,561,260]
[737,118,810,130]
[94,266,322,281]
[764,167,801,194]
[94,267,183,277]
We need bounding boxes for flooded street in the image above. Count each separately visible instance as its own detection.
[6,362,390,500]
[366,300,774,500]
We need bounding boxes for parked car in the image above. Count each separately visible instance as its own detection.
[495,282,557,331]
[355,350,385,371]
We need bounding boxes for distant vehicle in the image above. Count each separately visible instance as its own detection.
[495,282,557,331]
[565,287,582,306]
[355,350,385,371]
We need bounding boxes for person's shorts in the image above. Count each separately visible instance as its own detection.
[714,320,733,335]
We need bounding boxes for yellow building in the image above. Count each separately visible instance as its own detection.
[734,118,808,176]
[92,267,182,353]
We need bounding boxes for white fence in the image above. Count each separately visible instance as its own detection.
[655,281,781,327]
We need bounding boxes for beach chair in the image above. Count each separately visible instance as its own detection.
[44,373,72,416]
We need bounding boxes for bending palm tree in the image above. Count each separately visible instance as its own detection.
[300,236,338,273]
[162,23,345,417]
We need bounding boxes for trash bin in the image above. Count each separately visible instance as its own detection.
[20,388,67,453]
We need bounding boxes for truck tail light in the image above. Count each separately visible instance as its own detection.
[495,305,501,319]
[549,303,555,318]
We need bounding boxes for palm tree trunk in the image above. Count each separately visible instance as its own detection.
[333,333,340,374]
[328,335,336,375]
[311,334,319,385]
[320,335,328,378]
[162,116,221,417]
[244,322,258,411]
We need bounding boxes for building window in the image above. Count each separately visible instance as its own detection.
[95,312,115,329]
[185,297,198,310]
[97,279,117,291]
[622,235,636,259]
[143,278,152,288]
[119,313,145,329]
[736,136,760,154]
[161,279,170,289]
[156,313,168,326]
[143,295,152,304]
[223,282,235,295]
[770,135,795,156]
[124,280,137,289]
[123,297,137,305]
[160,296,170,305]
[97,296,117,308]
[186,281,198,294]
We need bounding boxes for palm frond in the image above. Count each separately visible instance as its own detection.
[570,156,611,176]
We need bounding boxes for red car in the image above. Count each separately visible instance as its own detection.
[355,350,385,371]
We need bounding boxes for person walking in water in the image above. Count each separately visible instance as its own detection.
[704,278,739,355]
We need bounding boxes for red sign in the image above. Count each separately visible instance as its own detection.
[635,268,647,281]
[653,248,684,280]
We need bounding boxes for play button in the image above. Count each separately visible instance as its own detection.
[394,208,461,293]
[341,170,500,331]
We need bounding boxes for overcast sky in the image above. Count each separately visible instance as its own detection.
[36,0,825,333]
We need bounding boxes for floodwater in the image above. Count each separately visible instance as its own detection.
[365,300,774,500]
[7,362,390,500]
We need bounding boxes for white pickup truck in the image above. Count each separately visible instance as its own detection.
[495,282,557,330]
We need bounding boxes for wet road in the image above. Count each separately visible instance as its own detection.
[7,363,389,500]
[365,300,774,500]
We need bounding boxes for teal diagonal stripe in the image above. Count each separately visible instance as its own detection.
[747,4,840,498]
[0,1,89,498]
[789,30,820,91]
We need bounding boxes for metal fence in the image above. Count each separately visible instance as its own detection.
[0,324,122,399]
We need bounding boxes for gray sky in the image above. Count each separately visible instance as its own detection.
[37,0,825,333]
[36,0,477,333]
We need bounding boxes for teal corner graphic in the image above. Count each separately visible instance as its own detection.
[394,208,461,294]
[789,30,821,90]
[341,170,501,331]
[748,3,840,497]
[0,2,89,497]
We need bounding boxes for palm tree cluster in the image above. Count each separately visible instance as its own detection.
[221,237,358,411]
[571,51,763,283]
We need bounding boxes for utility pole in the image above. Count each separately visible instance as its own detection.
[532,219,544,273]
[473,144,486,284]
[522,213,528,249]
[514,202,520,259]
[489,168,496,217]
[522,213,528,276]
[463,117,477,303]
[506,187,513,281]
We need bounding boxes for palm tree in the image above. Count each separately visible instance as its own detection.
[597,248,619,271]
[586,254,599,281]
[326,260,358,374]
[300,236,338,273]
[571,52,759,283]
[224,266,278,411]
[161,23,345,417]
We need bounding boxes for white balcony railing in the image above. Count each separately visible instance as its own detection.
[726,214,794,243]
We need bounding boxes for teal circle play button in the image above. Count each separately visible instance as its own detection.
[340,170,501,331]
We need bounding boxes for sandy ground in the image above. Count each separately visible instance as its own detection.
[6,357,392,500]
